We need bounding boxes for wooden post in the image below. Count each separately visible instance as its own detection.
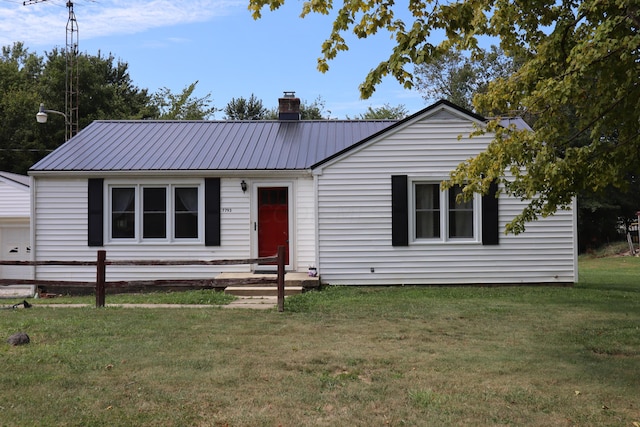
[277,245,285,312]
[96,250,106,308]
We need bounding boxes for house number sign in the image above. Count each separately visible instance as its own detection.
[221,208,232,213]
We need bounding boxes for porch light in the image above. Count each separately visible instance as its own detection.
[241,180,247,193]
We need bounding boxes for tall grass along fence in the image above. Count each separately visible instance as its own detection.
[0,245,287,311]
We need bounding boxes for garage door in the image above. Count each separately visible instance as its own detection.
[0,227,31,280]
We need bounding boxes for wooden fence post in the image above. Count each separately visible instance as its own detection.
[277,245,285,312]
[96,250,106,308]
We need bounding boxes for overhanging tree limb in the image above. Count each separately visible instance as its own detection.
[249,0,640,233]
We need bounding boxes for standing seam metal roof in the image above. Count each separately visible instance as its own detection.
[30,120,397,172]
[29,100,532,173]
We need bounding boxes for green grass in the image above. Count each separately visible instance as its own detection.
[1,254,639,426]
[2,288,236,306]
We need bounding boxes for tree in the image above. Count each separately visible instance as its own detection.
[224,93,267,120]
[414,47,519,114]
[264,96,329,119]
[0,44,158,174]
[412,45,631,249]
[150,81,217,120]
[0,43,44,174]
[41,49,157,130]
[348,103,408,120]
[578,176,640,252]
[299,96,327,119]
[249,0,640,233]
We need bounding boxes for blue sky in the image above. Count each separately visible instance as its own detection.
[1,0,431,118]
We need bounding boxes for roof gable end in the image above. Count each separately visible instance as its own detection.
[311,99,487,170]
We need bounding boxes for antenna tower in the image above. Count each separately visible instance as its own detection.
[65,1,79,140]
[24,0,79,140]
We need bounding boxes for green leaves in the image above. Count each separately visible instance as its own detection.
[0,44,164,174]
[249,0,640,232]
[224,93,267,120]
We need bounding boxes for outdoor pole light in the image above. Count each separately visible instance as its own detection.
[241,180,248,193]
[36,103,67,124]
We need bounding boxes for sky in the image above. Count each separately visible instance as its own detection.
[0,0,431,119]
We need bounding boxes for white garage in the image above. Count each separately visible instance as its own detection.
[0,172,34,296]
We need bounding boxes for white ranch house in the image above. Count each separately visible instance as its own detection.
[28,98,577,286]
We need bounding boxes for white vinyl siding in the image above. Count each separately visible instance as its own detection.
[32,175,317,282]
[0,178,30,220]
[33,177,250,281]
[315,109,576,285]
[294,178,316,269]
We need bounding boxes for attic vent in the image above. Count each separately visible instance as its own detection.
[278,91,300,121]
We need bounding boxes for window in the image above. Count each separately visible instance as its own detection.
[175,187,198,238]
[112,187,135,238]
[392,175,498,246]
[413,181,477,241]
[143,187,167,238]
[415,183,440,238]
[109,183,200,242]
[448,185,474,238]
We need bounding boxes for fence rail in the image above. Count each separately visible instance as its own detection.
[0,246,287,311]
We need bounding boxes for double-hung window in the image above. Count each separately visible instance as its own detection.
[415,183,441,239]
[143,187,167,238]
[413,181,478,242]
[174,187,199,238]
[109,183,201,242]
[112,188,135,238]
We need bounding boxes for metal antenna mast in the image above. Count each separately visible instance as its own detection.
[24,0,79,141]
[65,1,79,140]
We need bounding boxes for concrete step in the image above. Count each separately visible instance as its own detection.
[224,286,303,297]
[215,272,320,291]
[0,285,36,298]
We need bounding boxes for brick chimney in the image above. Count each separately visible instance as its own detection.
[278,91,300,120]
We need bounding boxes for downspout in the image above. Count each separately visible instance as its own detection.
[29,176,36,281]
[572,196,579,283]
[312,168,321,282]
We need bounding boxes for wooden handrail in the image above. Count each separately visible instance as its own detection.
[0,246,288,310]
[0,256,278,267]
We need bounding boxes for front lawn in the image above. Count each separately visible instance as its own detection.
[0,255,638,426]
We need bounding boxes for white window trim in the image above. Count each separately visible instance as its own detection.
[106,179,204,244]
[409,177,481,244]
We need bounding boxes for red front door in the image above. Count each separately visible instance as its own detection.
[258,187,289,264]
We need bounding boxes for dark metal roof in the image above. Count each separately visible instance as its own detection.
[29,100,533,173]
[30,119,396,172]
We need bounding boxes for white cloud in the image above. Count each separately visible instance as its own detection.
[0,0,243,47]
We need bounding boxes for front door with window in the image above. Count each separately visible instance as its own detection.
[257,187,289,265]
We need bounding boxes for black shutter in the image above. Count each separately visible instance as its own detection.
[482,181,499,245]
[391,175,409,246]
[204,178,221,246]
[88,178,104,247]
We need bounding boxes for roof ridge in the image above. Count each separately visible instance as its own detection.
[92,119,399,124]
